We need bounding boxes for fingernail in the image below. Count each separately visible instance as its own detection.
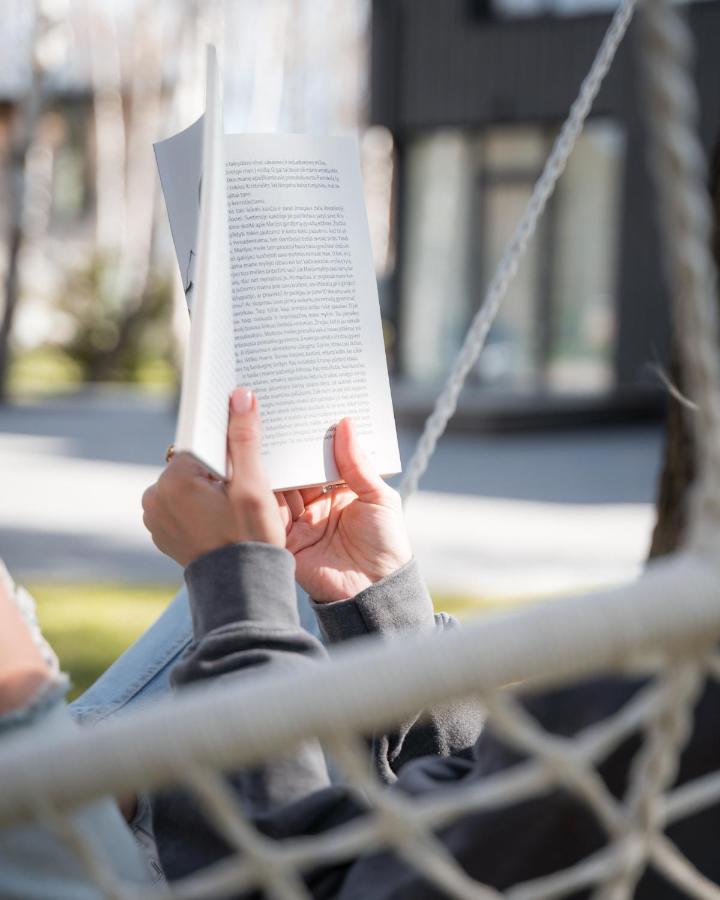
[231,388,253,414]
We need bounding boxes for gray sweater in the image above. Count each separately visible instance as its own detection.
[153,542,483,892]
[152,544,720,899]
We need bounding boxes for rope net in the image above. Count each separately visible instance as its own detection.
[3,0,720,898]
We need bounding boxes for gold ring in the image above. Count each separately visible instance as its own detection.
[165,444,175,464]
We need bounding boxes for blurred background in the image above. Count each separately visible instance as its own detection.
[1,0,718,696]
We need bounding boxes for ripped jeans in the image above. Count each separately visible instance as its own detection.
[0,577,318,898]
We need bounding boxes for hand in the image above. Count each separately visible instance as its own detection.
[142,388,285,566]
[0,564,51,715]
[283,418,412,602]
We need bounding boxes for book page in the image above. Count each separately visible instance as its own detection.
[171,48,236,479]
[154,115,203,312]
[225,134,401,490]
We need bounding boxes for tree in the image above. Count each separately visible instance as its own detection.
[647,140,720,558]
[0,2,45,402]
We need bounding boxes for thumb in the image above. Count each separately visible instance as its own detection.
[333,418,387,500]
[227,388,265,488]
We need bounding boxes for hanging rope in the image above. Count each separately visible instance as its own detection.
[638,0,720,549]
[6,6,720,900]
[400,0,637,501]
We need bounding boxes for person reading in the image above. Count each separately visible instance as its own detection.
[2,389,718,898]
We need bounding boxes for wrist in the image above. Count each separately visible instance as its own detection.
[310,552,412,604]
[186,529,285,567]
[310,573,373,604]
[184,542,297,636]
[0,665,53,716]
[312,558,434,643]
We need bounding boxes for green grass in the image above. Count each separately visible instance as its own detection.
[30,582,176,700]
[26,581,536,702]
[133,356,177,388]
[8,345,178,398]
[434,593,530,619]
[8,345,83,395]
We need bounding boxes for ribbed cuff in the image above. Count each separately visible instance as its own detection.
[312,558,434,644]
[184,543,297,638]
[0,675,69,735]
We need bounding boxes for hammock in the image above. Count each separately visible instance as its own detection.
[2,0,720,896]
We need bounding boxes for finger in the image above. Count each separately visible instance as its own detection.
[333,418,387,500]
[283,490,305,520]
[141,484,155,514]
[275,492,292,534]
[300,486,326,505]
[164,452,208,481]
[226,388,269,493]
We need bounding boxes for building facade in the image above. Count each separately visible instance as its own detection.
[372,0,720,424]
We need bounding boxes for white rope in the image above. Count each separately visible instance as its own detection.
[596,658,704,899]
[40,803,137,900]
[663,766,720,824]
[185,768,312,900]
[1,603,718,899]
[329,736,503,900]
[650,834,720,900]
[482,691,624,836]
[6,4,720,899]
[638,0,720,545]
[399,0,637,501]
[0,551,717,826]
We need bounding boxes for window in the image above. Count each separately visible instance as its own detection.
[400,120,625,395]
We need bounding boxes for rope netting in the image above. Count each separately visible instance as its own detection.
[3,0,720,897]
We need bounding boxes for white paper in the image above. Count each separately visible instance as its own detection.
[155,46,401,489]
[170,47,236,479]
[154,116,203,312]
[225,134,400,488]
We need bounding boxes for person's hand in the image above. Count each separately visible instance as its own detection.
[142,388,285,566]
[282,418,412,602]
[0,564,51,715]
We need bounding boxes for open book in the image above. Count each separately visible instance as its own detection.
[154,47,400,490]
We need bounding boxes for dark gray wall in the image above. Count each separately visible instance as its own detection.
[372,0,720,389]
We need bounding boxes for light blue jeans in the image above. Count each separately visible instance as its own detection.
[0,686,157,898]
[70,584,319,724]
[0,583,318,898]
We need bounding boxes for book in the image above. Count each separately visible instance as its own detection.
[154,46,401,491]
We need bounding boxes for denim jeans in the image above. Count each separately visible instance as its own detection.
[69,586,194,726]
[70,584,319,725]
[0,686,155,898]
[67,581,319,882]
[1,581,318,897]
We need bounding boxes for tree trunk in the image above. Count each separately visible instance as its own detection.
[85,6,170,383]
[647,140,720,558]
[0,3,43,403]
[89,9,127,255]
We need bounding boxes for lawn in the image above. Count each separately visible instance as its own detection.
[7,345,177,399]
[28,582,529,701]
[31,582,177,700]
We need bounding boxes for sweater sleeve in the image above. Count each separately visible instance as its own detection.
[153,542,339,881]
[312,559,485,783]
[311,558,441,641]
[173,542,326,689]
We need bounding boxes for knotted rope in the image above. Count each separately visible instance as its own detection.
[400,0,638,500]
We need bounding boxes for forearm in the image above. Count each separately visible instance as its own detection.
[155,542,336,881]
[313,560,485,781]
[0,566,52,716]
[172,542,328,687]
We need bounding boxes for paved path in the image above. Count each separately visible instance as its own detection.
[0,389,663,598]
